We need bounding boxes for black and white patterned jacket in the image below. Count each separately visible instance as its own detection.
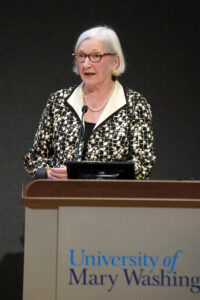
[24,80,156,179]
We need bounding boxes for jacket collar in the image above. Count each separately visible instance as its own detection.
[67,80,127,129]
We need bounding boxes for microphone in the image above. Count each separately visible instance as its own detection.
[75,105,88,160]
[82,105,88,114]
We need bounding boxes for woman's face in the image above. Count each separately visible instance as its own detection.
[76,38,119,89]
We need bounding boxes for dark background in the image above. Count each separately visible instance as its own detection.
[0,1,199,298]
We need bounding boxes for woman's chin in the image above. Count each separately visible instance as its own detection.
[83,75,96,81]
[83,77,98,87]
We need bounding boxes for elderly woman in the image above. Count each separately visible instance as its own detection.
[24,25,156,180]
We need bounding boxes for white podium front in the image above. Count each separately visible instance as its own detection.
[22,180,200,300]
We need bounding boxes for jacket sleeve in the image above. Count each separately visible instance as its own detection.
[130,94,156,179]
[23,94,55,177]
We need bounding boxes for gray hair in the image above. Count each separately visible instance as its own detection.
[72,25,126,77]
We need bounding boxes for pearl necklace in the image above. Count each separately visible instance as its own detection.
[82,82,115,112]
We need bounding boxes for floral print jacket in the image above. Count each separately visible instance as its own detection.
[24,80,156,179]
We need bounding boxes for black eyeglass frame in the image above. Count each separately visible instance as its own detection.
[72,52,116,63]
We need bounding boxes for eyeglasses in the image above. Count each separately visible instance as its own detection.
[72,52,116,63]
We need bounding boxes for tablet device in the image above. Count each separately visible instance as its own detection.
[66,161,135,180]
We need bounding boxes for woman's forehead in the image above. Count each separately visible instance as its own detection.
[77,38,107,52]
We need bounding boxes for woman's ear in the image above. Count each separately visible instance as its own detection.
[113,55,120,72]
[111,55,120,76]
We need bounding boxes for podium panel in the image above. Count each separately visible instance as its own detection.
[22,180,200,300]
[23,208,58,300]
[57,206,200,300]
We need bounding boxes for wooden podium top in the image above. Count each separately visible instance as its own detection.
[22,180,200,209]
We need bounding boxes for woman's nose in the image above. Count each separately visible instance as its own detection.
[83,56,91,67]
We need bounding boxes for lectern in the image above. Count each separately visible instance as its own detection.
[22,180,200,300]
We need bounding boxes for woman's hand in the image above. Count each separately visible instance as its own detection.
[47,165,68,180]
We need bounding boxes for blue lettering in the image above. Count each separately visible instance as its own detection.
[102,255,112,266]
[167,250,183,274]
[85,255,95,266]
[111,256,121,267]
[69,249,84,267]
[129,256,137,267]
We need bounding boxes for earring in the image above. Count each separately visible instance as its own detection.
[112,70,116,76]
